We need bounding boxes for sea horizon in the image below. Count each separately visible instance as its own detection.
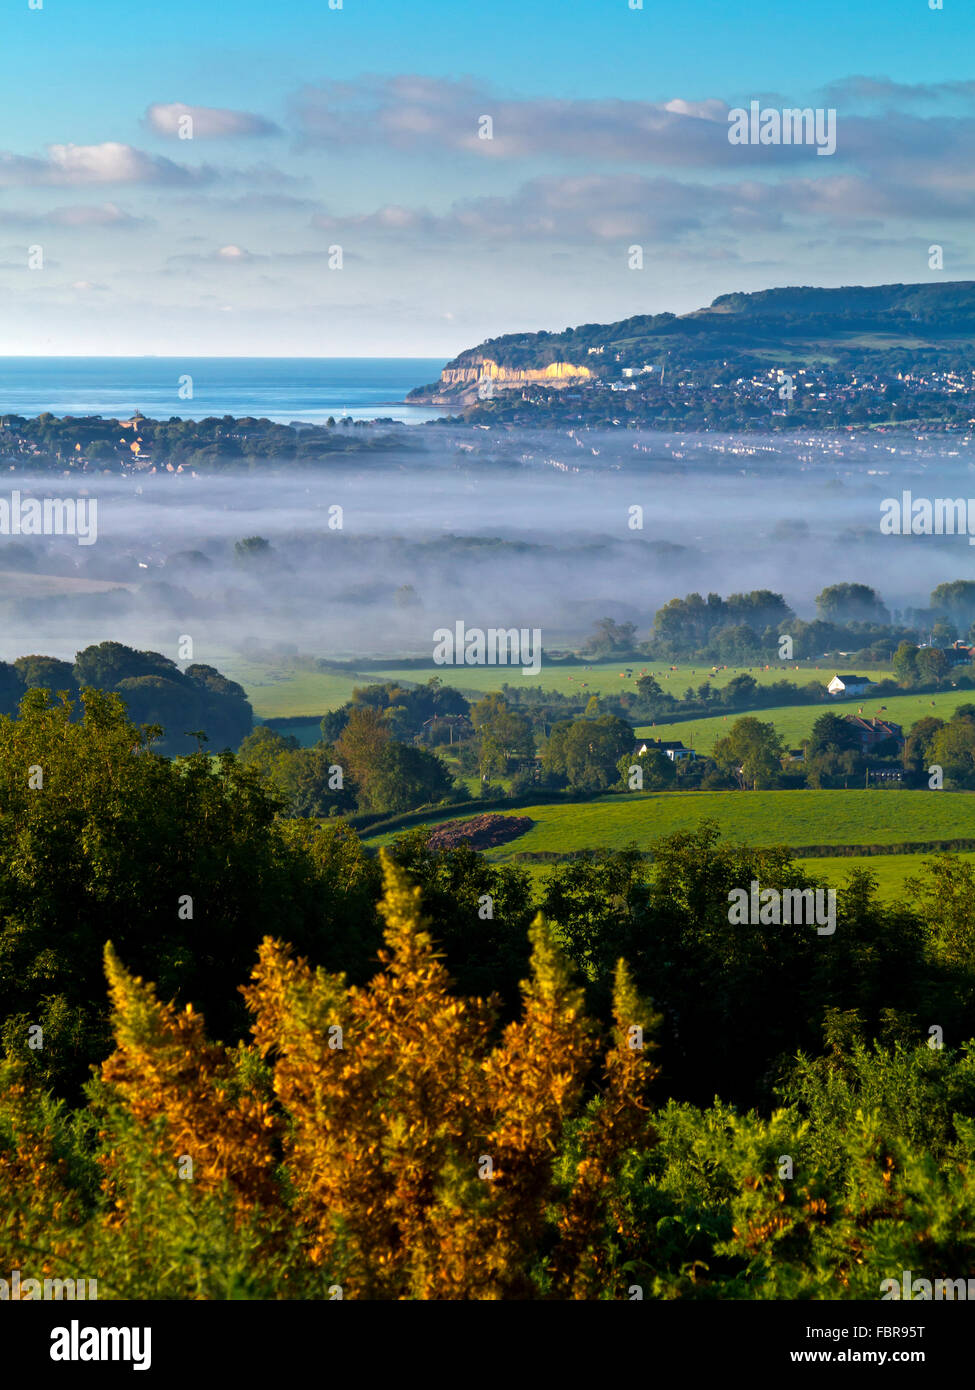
[0,356,449,425]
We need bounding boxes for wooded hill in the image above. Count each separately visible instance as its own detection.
[410,280,975,387]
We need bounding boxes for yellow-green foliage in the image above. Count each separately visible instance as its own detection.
[0,852,657,1300]
[2,850,974,1300]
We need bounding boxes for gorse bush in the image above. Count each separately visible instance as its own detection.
[1,857,973,1298]
[0,854,660,1299]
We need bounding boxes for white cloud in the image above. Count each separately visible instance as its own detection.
[663,98,726,121]
[0,142,215,188]
[146,102,280,139]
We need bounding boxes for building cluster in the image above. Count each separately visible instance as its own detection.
[512,362,975,424]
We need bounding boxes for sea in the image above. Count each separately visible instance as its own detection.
[0,357,449,425]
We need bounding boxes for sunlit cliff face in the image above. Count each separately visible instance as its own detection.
[439,360,593,384]
[429,360,593,406]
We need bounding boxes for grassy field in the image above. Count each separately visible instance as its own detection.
[369,661,886,700]
[211,658,367,719]
[460,852,975,901]
[800,852,975,900]
[260,719,327,746]
[363,788,975,860]
[216,653,890,719]
[202,648,975,904]
[636,688,975,753]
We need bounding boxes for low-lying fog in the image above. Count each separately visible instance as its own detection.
[1,425,973,666]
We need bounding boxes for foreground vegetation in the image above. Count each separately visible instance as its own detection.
[2,691,975,1297]
[4,852,974,1300]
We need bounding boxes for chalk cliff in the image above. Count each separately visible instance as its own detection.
[413,357,591,403]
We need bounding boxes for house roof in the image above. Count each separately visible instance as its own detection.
[844,715,901,736]
[831,674,871,684]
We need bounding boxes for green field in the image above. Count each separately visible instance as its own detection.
[215,653,887,719]
[210,657,366,719]
[363,788,975,860]
[403,851,975,900]
[368,661,882,701]
[800,852,975,900]
[636,688,974,753]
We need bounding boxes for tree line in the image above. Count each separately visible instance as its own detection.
[0,641,251,754]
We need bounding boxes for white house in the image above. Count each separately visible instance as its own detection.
[634,738,695,762]
[826,673,875,697]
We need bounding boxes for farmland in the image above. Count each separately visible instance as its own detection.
[211,656,365,719]
[216,652,887,719]
[363,787,975,860]
[369,659,884,700]
[636,687,975,753]
[800,851,975,899]
[384,849,975,900]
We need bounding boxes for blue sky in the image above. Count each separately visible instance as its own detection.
[1,0,973,355]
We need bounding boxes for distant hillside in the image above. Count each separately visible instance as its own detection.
[408,281,975,402]
[696,281,975,328]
